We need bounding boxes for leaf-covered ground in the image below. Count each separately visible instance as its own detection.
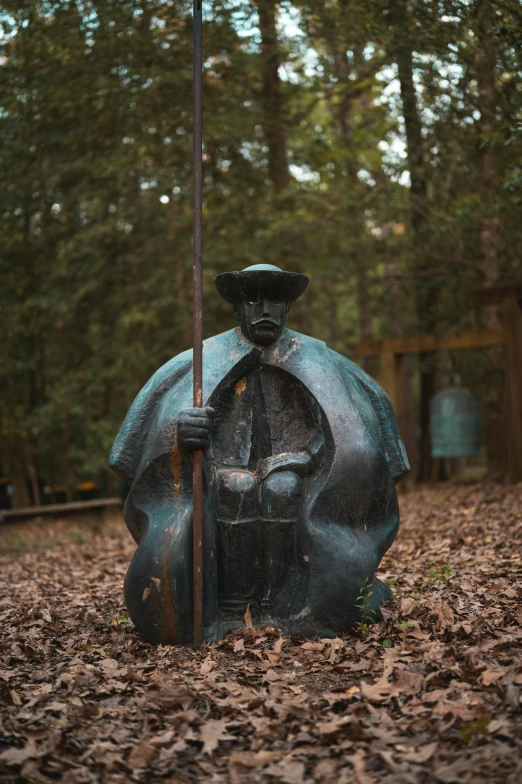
[1,483,521,784]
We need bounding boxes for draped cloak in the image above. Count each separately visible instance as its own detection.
[109,327,410,644]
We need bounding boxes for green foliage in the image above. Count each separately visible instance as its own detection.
[1,1,521,497]
[355,578,376,635]
[429,563,452,582]
[460,716,491,743]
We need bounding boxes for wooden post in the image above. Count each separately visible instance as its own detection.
[380,350,410,492]
[503,292,522,483]
[192,0,204,647]
[380,350,398,410]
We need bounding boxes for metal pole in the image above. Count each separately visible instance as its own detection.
[192,0,204,648]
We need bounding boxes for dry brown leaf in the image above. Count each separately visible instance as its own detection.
[300,641,325,651]
[393,668,424,696]
[273,636,284,654]
[0,741,38,767]
[199,719,234,754]
[481,669,508,686]
[127,739,157,769]
[153,683,196,710]
[200,656,215,674]
[403,742,438,763]
[243,604,253,629]
[360,656,395,703]
[264,759,306,784]
[1,483,521,784]
[318,715,353,736]
[351,749,373,784]
[229,750,284,784]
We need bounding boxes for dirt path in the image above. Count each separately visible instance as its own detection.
[1,484,521,783]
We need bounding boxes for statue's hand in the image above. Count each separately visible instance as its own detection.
[178,407,215,451]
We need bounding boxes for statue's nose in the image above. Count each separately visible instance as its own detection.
[261,298,270,315]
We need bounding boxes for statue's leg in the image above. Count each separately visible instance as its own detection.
[289,520,398,636]
[216,469,260,620]
[259,471,303,614]
[122,489,193,646]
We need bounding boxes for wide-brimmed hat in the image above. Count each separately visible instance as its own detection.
[214,264,309,304]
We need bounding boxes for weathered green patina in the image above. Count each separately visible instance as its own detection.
[109,266,409,644]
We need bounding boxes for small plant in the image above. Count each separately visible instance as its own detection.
[429,563,452,582]
[112,614,134,630]
[68,529,90,543]
[355,578,376,636]
[459,716,490,743]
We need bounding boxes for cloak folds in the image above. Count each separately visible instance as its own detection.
[109,328,410,644]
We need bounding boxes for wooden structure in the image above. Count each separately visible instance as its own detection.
[0,497,123,527]
[349,287,522,483]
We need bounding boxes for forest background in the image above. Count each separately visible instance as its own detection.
[1,0,521,507]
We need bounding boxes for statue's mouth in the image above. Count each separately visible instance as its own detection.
[252,319,278,328]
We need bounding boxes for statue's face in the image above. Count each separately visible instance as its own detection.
[235,297,289,346]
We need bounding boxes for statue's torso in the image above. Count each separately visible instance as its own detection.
[210,364,323,621]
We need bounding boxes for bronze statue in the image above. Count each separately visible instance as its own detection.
[109,265,409,644]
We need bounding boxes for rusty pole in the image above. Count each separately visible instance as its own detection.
[192,0,204,648]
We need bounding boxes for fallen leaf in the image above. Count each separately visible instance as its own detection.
[264,759,306,784]
[403,742,438,763]
[153,684,196,711]
[0,741,38,767]
[200,656,215,674]
[199,719,235,754]
[481,669,507,686]
[128,739,156,769]
[318,716,353,736]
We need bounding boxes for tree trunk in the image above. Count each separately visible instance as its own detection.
[477,1,500,296]
[327,34,375,358]
[395,49,427,236]
[1,446,31,508]
[256,0,290,193]
[24,445,41,506]
[352,47,376,370]
[475,0,506,477]
[391,2,433,481]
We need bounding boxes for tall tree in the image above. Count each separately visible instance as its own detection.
[256,0,290,192]
[474,0,506,476]
[1,0,521,502]
[385,0,435,479]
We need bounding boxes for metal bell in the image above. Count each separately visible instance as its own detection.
[430,377,480,458]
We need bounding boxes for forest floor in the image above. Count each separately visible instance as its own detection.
[1,483,521,784]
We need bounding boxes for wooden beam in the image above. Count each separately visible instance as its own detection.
[349,328,507,358]
[1,498,122,522]
[473,284,522,307]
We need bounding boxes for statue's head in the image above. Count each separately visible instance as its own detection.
[214,264,309,346]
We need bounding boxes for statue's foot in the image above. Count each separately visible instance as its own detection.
[368,576,393,619]
[279,575,393,638]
